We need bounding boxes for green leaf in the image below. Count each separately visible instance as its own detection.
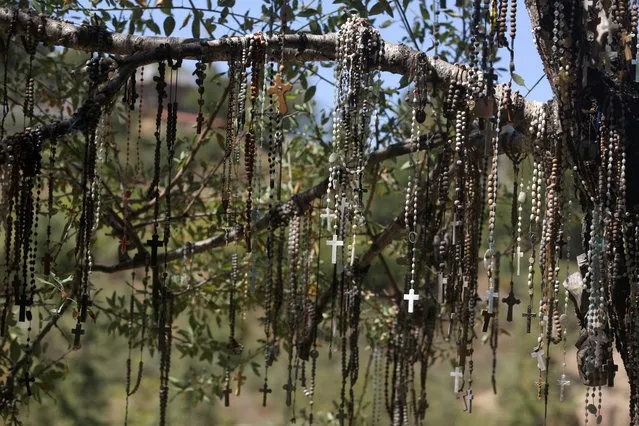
[298,8,318,17]
[163,16,175,36]
[369,2,385,15]
[146,20,160,35]
[218,0,235,6]
[304,85,316,103]
[512,73,526,87]
[181,13,192,30]
[192,13,201,39]
[380,19,392,28]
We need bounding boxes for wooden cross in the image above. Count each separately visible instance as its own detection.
[501,287,520,322]
[146,233,165,317]
[485,287,499,314]
[79,294,93,323]
[259,383,272,407]
[234,369,247,396]
[120,235,130,254]
[355,173,368,207]
[283,379,296,406]
[71,322,85,348]
[481,309,494,332]
[522,304,537,333]
[403,288,419,313]
[604,362,618,387]
[464,388,474,413]
[267,70,292,114]
[450,367,463,392]
[336,409,348,426]
[42,252,53,276]
[531,349,546,371]
[222,384,232,407]
[326,234,344,264]
[18,292,29,322]
[558,373,571,402]
[20,370,36,397]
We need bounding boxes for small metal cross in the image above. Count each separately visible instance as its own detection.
[450,367,463,393]
[531,349,546,371]
[516,246,524,276]
[321,206,337,231]
[283,379,296,406]
[259,383,272,407]
[633,58,639,83]
[326,234,344,264]
[403,288,419,313]
[501,287,520,322]
[558,373,571,402]
[481,309,495,332]
[464,388,474,413]
[437,273,448,304]
[267,70,293,114]
[485,287,499,313]
[522,304,537,333]
[71,321,85,348]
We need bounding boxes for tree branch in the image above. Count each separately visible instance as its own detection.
[91,133,445,273]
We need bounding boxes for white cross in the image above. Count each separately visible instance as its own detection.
[464,388,474,413]
[326,234,344,264]
[516,246,524,276]
[321,206,336,231]
[463,276,470,288]
[531,349,546,371]
[485,287,499,313]
[404,288,419,313]
[437,273,448,304]
[558,373,571,402]
[450,367,463,393]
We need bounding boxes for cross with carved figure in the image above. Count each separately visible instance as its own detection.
[522,304,537,333]
[259,383,272,407]
[18,292,30,322]
[531,349,546,371]
[326,234,344,264]
[502,287,520,322]
[404,288,419,313]
[71,321,85,348]
[464,388,474,413]
[450,367,463,392]
[234,369,247,396]
[268,69,293,114]
[516,246,524,276]
[485,287,499,313]
[283,379,295,406]
[558,373,571,402]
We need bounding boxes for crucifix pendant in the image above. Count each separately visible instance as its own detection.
[501,286,520,322]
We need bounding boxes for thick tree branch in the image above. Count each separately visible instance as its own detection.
[0,7,547,146]
[92,133,445,273]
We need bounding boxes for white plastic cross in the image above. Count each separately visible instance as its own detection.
[531,349,546,371]
[450,367,463,393]
[326,234,344,264]
[404,288,419,313]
